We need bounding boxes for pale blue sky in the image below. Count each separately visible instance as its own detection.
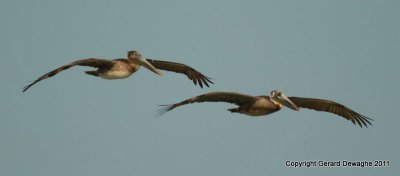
[1,0,399,175]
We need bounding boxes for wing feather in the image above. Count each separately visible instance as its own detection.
[288,97,373,127]
[157,92,255,116]
[23,58,113,92]
[146,59,213,88]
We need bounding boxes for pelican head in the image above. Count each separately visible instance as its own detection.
[127,50,163,76]
[270,90,300,111]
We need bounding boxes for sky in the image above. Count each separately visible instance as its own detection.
[1,0,399,175]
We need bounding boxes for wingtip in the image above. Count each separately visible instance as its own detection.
[198,76,214,88]
[22,85,30,93]
[155,104,174,117]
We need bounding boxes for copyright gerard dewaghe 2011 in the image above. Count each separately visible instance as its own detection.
[285,160,390,168]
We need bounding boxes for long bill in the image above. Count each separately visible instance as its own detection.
[278,93,300,111]
[137,57,164,76]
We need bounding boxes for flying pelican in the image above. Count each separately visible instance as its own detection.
[23,50,213,92]
[157,90,373,127]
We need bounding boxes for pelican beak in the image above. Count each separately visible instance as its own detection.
[137,57,164,76]
[278,93,300,111]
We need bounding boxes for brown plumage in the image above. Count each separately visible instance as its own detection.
[23,58,116,92]
[23,51,213,92]
[146,59,213,88]
[157,90,373,128]
[287,97,372,127]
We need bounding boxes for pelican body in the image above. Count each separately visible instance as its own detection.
[95,59,140,79]
[23,50,213,92]
[158,90,373,128]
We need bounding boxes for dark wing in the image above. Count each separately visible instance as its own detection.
[157,92,256,116]
[23,58,113,92]
[288,97,373,128]
[146,59,213,88]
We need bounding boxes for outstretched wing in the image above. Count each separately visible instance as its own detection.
[23,58,113,92]
[146,59,213,88]
[288,97,373,127]
[157,92,256,116]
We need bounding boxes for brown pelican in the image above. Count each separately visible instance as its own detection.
[157,90,373,127]
[23,50,213,92]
